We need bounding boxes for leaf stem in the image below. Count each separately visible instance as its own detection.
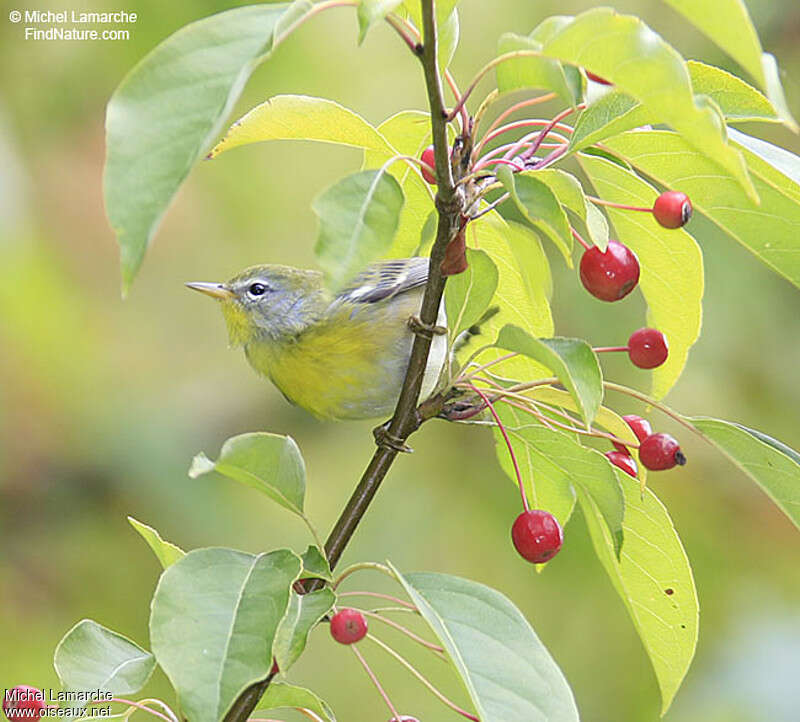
[333,561,396,589]
[337,590,418,609]
[367,634,479,721]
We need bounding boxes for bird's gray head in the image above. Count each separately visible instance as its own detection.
[186,264,327,345]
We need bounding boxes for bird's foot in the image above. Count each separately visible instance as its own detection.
[373,422,413,453]
[408,315,447,339]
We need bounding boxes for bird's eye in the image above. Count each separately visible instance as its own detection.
[247,282,268,297]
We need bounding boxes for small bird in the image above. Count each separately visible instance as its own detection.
[187,258,448,420]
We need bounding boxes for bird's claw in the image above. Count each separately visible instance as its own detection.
[373,422,413,453]
[408,315,447,339]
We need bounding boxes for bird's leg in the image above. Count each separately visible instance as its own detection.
[407,315,447,338]
[372,421,414,453]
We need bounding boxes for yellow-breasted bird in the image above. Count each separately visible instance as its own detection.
[186,258,448,420]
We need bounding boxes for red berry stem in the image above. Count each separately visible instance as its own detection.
[571,227,592,251]
[98,699,175,722]
[530,143,570,170]
[367,635,480,721]
[475,93,558,153]
[588,196,652,213]
[469,383,529,511]
[519,105,584,160]
[351,645,402,721]
[359,610,445,654]
[384,14,421,54]
[593,345,629,353]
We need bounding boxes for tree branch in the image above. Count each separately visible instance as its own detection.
[223,2,464,719]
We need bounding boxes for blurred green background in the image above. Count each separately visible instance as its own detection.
[2,1,800,720]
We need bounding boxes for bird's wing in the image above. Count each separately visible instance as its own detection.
[334,257,429,305]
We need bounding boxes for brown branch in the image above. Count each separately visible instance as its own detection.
[223,2,464,720]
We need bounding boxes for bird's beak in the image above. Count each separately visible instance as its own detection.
[185,281,235,300]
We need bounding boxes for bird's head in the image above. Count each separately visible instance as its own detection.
[186,264,327,346]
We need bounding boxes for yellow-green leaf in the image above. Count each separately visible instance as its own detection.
[660,0,765,88]
[579,153,704,399]
[605,129,800,290]
[542,8,757,201]
[579,474,698,714]
[128,517,185,569]
[465,213,553,381]
[208,95,393,159]
[364,110,436,257]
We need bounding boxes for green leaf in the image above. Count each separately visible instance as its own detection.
[364,110,436,258]
[495,324,603,427]
[312,169,404,289]
[688,60,778,123]
[463,214,554,382]
[570,91,652,153]
[189,432,306,516]
[54,620,155,700]
[571,61,780,154]
[729,127,800,199]
[496,33,578,107]
[541,8,757,201]
[273,588,336,672]
[497,166,573,264]
[445,249,498,342]
[660,0,765,87]
[301,545,333,582]
[689,418,800,530]
[495,407,625,556]
[127,516,185,569]
[578,152,704,399]
[357,0,403,43]
[256,682,336,722]
[208,95,393,159]
[150,548,301,722]
[762,53,799,132]
[104,3,310,293]
[533,169,609,250]
[579,473,698,714]
[604,130,800,290]
[392,569,579,721]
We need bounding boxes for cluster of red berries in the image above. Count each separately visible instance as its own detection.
[605,414,687,478]
[3,687,48,722]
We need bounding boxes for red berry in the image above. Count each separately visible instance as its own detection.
[579,240,640,302]
[585,70,612,85]
[623,414,653,443]
[653,191,692,229]
[330,608,368,645]
[511,510,563,564]
[605,451,638,478]
[3,687,46,722]
[639,433,687,471]
[420,145,437,184]
[628,328,669,369]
